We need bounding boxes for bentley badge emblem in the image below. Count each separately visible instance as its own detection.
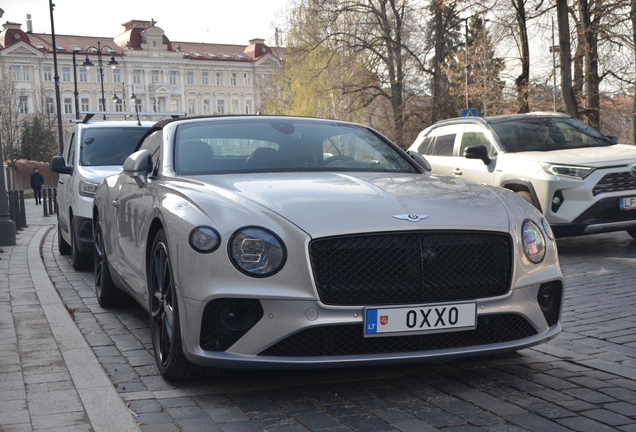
[392,214,429,222]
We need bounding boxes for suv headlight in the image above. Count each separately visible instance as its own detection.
[522,220,546,264]
[79,180,100,197]
[229,227,286,277]
[540,162,595,179]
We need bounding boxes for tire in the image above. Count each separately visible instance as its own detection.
[148,229,199,381]
[58,224,71,255]
[516,190,536,207]
[70,218,92,271]
[94,214,120,307]
[627,228,636,239]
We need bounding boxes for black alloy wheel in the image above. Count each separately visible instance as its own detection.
[94,214,120,307]
[71,219,92,270]
[58,223,71,255]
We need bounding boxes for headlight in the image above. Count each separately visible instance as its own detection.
[189,226,221,253]
[79,180,100,197]
[229,227,286,277]
[540,162,594,179]
[522,220,546,264]
[541,219,554,240]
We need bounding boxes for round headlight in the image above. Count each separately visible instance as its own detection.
[189,226,221,253]
[541,219,554,240]
[522,220,546,264]
[229,227,286,277]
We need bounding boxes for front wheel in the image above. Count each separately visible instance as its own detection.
[516,190,536,207]
[71,219,92,270]
[627,227,636,239]
[148,229,200,381]
[58,224,71,255]
[94,214,120,307]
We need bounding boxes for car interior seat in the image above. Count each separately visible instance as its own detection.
[178,140,214,173]
[244,147,280,169]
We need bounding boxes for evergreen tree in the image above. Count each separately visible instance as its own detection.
[20,116,57,162]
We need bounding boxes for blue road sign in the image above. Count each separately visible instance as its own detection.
[462,108,478,117]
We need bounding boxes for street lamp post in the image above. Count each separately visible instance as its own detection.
[82,42,119,120]
[111,82,137,113]
[72,49,80,119]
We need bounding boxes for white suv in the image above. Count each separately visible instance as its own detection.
[407,112,636,238]
[52,117,154,269]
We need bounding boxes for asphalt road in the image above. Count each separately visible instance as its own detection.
[45,229,636,432]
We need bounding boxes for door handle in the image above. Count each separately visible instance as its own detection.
[452,168,463,175]
[58,179,64,184]
[111,199,119,208]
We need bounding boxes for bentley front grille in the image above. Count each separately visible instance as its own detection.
[310,231,512,306]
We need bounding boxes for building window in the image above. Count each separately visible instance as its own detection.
[43,66,53,82]
[230,72,238,86]
[113,69,122,84]
[62,67,71,82]
[201,71,209,86]
[64,98,73,114]
[13,66,29,81]
[115,98,123,112]
[133,70,142,84]
[215,71,224,86]
[81,97,90,112]
[151,70,160,84]
[169,71,178,85]
[46,97,55,114]
[171,99,178,112]
[186,71,195,85]
[99,98,106,111]
[96,70,105,84]
[216,99,225,114]
[79,67,89,83]
[245,100,253,114]
[231,99,239,114]
[187,99,196,115]
[203,99,211,114]
[243,72,252,86]
[19,96,29,113]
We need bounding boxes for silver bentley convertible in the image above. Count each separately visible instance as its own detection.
[92,115,564,380]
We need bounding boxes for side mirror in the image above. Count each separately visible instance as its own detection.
[123,150,153,188]
[606,135,619,144]
[51,155,73,175]
[464,145,491,165]
[407,151,432,172]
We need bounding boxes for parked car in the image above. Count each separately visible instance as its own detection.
[93,115,563,381]
[407,112,636,238]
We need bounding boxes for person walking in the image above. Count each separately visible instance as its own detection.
[30,167,44,205]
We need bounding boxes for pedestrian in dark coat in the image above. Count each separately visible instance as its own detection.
[30,167,44,205]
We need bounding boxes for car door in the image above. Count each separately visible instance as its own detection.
[417,125,462,176]
[57,130,76,238]
[450,124,497,185]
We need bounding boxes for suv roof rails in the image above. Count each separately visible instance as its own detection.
[74,111,187,124]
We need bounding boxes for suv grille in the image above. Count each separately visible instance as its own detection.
[310,231,512,306]
[259,315,538,357]
[593,171,636,196]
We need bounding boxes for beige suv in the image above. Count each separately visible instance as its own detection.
[408,112,636,238]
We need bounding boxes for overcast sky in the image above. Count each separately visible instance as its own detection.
[4,0,290,46]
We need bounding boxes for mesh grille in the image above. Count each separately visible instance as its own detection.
[539,281,562,328]
[310,231,512,305]
[200,299,263,352]
[593,172,636,196]
[259,314,538,357]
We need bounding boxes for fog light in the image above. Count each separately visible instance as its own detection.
[551,191,564,212]
[220,303,257,331]
[538,285,555,311]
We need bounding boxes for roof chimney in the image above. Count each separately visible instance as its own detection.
[26,14,32,33]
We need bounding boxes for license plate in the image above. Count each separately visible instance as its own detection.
[619,196,636,210]
[364,302,477,337]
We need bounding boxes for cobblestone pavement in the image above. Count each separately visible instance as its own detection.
[44,227,636,432]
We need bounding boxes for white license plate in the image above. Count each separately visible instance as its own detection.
[364,302,477,337]
[619,196,636,210]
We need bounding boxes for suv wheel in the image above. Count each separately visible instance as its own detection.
[58,224,71,255]
[516,191,535,207]
[71,219,92,270]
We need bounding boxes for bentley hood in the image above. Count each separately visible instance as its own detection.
[195,172,511,238]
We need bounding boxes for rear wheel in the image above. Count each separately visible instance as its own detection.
[627,227,636,239]
[94,214,120,307]
[149,229,201,381]
[71,220,92,270]
[58,224,71,255]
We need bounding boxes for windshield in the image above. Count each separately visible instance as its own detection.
[172,119,417,175]
[489,117,614,153]
[80,126,149,166]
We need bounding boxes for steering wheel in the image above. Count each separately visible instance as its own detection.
[321,155,354,167]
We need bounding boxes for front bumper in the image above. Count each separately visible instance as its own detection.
[551,196,636,237]
[179,280,563,369]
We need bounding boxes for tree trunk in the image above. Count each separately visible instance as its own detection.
[431,0,447,123]
[513,0,530,113]
[632,0,636,144]
[579,0,601,129]
[557,0,578,117]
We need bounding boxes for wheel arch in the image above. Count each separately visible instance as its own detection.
[500,179,543,212]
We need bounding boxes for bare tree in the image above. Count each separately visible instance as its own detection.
[0,65,24,177]
[557,0,579,117]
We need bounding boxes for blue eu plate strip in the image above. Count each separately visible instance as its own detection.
[366,309,378,333]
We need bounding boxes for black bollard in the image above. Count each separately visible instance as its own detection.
[43,188,49,217]
[8,190,16,223]
[47,188,54,216]
[12,191,21,231]
[19,190,27,228]
[53,188,58,215]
